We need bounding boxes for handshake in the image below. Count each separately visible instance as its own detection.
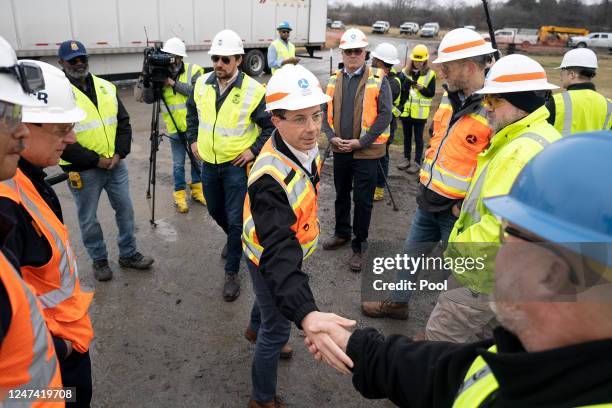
[301,311,357,375]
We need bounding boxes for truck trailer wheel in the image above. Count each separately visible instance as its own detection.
[576,42,587,48]
[242,49,266,77]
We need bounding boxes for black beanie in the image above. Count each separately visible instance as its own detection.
[501,91,545,114]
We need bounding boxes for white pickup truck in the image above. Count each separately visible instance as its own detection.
[568,32,612,49]
[495,28,539,46]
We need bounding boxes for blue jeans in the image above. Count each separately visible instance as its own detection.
[247,260,291,403]
[169,133,201,191]
[393,207,457,302]
[201,161,247,275]
[68,160,137,262]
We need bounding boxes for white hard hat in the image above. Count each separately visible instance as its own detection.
[0,36,42,107]
[21,60,86,124]
[477,54,559,94]
[208,30,245,56]
[339,28,368,50]
[161,37,188,58]
[265,64,331,111]
[432,28,496,64]
[557,48,598,70]
[371,42,400,65]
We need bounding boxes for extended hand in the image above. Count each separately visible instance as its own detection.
[301,311,356,374]
[231,149,255,167]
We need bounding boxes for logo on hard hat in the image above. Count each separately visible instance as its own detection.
[351,33,356,40]
[70,42,79,51]
[297,79,309,89]
[218,39,223,46]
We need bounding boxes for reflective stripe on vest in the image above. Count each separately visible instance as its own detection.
[0,252,63,407]
[270,39,296,74]
[420,98,491,199]
[325,67,390,145]
[462,132,552,223]
[161,62,202,134]
[60,75,118,166]
[553,89,612,136]
[453,345,612,408]
[0,170,94,353]
[194,73,264,164]
[242,135,321,266]
[401,70,436,119]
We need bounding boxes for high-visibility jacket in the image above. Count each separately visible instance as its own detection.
[59,75,118,166]
[420,92,493,199]
[446,106,562,294]
[269,39,296,74]
[194,72,265,164]
[0,170,94,353]
[400,69,436,120]
[326,67,390,159]
[390,68,402,118]
[0,252,64,407]
[242,135,321,266]
[453,345,612,408]
[161,62,203,134]
[553,89,612,136]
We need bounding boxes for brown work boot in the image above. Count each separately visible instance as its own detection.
[361,301,409,320]
[247,395,287,408]
[396,158,411,170]
[244,327,293,359]
[349,252,362,272]
[322,235,350,250]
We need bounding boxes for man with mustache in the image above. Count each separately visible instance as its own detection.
[57,40,153,282]
[0,36,65,406]
[0,60,94,407]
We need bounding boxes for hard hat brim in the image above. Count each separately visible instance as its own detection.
[371,52,399,65]
[476,82,559,94]
[161,46,187,58]
[0,78,44,107]
[339,42,368,50]
[432,45,497,64]
[208,48,245,56]
[410,55,428,62]
[22,105,86,124]
[266,92,331,112]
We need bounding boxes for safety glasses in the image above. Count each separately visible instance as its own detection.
[66,56,88,65]
[211,55,232,65]
[31,122,76,137]
[483,94,507,109]
[0,100,23,133]
[0,61,45,94]
[343,48,364,56]
[280,111,324,126]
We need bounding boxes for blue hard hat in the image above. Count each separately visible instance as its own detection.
[277,21,292,31]
[485,131,612,263]
[58,40,88,61]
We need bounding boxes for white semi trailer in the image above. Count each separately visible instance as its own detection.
[0,0,327,78]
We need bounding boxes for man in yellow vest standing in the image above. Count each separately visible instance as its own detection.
[267,22,299,74]
[321,28,393,273]
[142,37,206,213]
[546,48,612,135]
[187,30,274,302]
[57,40,154,282]
[0,60,94,407]
[0,35,65,406]
[243,64,355,408]
[306,132,612,408]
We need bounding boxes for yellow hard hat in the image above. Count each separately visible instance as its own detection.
[410,44,429,62]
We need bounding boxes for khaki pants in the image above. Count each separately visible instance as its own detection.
[425,276,497,343]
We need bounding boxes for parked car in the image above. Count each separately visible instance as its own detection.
[420,22,440,38]
[464,25,476,31]
[568,32,612,49]
[399,22,419,35]
[331,20,345,30]
[495,28,539,46]
[371,20,390,34]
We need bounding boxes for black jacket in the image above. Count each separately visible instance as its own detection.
[60,73,132,172]
[185,70,274,163]
[247,132,320,328]
[0,159,69,360]
[348,326,612,407]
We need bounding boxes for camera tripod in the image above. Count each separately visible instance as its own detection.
[146,86,200,225]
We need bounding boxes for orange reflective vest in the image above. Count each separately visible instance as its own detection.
[420,92,493,199]
[0,170,94,353]
[242,135,321,266]
[326,67,390,158]
[0,252,64,407]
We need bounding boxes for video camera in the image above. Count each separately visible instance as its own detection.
[141,42,175,88]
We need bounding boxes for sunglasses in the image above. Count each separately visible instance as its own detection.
[66,56,88,65]
[211,55,232,65]
[0,100,23,133]
[483,94,507,109]
[343,48,364,56]
[31,122,76,137]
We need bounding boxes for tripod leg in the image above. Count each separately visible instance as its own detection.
[377,160,399,211]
